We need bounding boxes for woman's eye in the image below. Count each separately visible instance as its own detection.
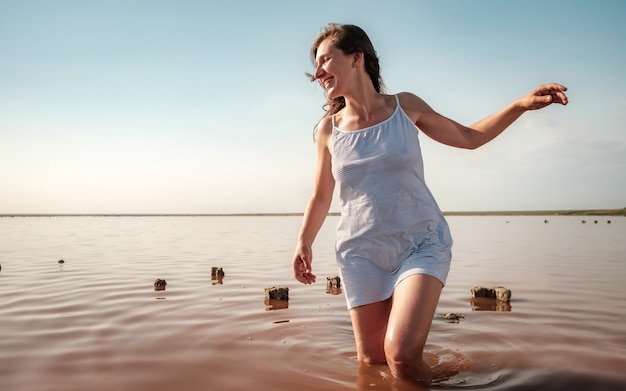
[315,57,329,69]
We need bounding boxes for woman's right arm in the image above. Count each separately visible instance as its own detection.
[292,117,336,284]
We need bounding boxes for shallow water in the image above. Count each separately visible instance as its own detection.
[1,215,625,391]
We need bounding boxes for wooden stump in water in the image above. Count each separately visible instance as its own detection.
[471,285,511,302]
[154,278,167,291]
[326,275,341,289]
[326,276,342,295]
[494,286,511,301]
[265,286,289,301]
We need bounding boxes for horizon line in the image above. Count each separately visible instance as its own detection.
[1,208,625,218]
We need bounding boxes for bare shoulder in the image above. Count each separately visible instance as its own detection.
[397,92,435,123]
[315,116,333,146]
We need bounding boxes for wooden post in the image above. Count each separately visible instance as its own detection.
[471,286,511,302]
[211,267,225,279]
[154,278,167,291]
[265,286,289,301]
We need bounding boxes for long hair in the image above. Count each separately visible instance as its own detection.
[308,24,386,138]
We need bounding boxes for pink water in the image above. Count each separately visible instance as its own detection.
[1,215,625,390]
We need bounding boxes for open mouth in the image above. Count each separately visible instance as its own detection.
[321,77,334,90]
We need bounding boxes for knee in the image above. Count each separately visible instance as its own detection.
[385,337,418,364]
[384,341,430,381]
[385,349,415,377]
[386,353,432,383]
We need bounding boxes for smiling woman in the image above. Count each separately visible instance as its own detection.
[307,24,385,124]
[291,22,568,385]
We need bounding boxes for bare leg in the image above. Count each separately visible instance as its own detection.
[384,274,443,383]
[349,298,392,364]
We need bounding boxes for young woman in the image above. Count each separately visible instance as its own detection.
[291,23,568,384]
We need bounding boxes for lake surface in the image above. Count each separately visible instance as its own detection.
[1,215,625,391]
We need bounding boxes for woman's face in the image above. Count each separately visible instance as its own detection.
[314,38,355,99]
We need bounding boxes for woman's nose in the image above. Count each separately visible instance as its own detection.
[314,65,325,80]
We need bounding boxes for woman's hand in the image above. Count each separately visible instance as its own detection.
[292,243,316,284]
[518,83,568,111]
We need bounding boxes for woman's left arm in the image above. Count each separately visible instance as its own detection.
[401,83,568,150]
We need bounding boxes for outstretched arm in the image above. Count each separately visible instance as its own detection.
[401,83,568,150]
[292,117,336,284]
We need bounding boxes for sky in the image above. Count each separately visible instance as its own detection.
[1,0,625,214]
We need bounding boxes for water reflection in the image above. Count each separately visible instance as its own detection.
[352,349,474,391]
[353,363,417,391]
[470,297,512,311]
[265,298,288,311]
[326,287,343,295]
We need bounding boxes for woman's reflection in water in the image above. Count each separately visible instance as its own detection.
[353,349,473,390]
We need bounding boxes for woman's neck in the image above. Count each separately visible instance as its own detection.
[343,87,385,122]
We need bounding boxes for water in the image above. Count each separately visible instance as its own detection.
[1,215,625,391]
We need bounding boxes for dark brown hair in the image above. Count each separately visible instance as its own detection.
[309,24,386,127]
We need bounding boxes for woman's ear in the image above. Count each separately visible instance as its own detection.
[352,52,363,67]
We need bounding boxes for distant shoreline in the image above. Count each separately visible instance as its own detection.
[1,209,625,217]
[443,209,626,217]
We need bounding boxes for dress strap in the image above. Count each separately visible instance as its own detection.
[332,114,336,128]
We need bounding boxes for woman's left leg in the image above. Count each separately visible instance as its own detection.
[349,298,392,364]
[383,273,443,383]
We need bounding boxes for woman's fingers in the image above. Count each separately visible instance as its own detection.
[523,83,569,110]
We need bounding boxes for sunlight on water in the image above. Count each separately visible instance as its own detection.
[1,215,625,390]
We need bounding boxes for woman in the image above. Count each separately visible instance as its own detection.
[291,23,567,384]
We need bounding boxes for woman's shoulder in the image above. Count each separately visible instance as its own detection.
[396,91,425,107]
[396,92,434,121]
[314,115,334,143]
[317,115,333,132]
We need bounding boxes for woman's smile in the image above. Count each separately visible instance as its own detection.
[321,76,335,90]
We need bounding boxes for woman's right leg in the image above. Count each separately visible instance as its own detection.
[349,298,392,364]
[384,274,443,383]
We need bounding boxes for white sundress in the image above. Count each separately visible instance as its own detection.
[330,94,453,310]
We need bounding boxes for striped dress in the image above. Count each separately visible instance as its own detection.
[330,94,453,310]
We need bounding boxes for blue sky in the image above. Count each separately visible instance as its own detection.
[1,0,624,214]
